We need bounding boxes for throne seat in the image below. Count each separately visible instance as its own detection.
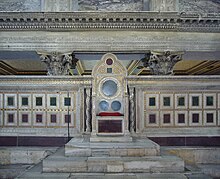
[98,112,123,117]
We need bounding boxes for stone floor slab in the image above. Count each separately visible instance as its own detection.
[197,164,220,178]
[0,164,32,179]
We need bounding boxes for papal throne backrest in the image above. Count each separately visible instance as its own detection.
[91,53,127,135]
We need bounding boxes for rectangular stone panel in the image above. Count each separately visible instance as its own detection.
[98,120,122,133]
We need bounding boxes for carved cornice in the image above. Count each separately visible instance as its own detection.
[0,12,219,32]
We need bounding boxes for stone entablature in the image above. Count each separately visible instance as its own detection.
[0,12,219,32]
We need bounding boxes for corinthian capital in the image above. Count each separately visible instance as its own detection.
[142,51,183,75]
[38,51,78,76]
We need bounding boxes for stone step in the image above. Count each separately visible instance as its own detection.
[92,149,109,157]
[43,155,184,173]
[18,172,188,179]
[65,137,160,157]
[68,173,188,179]
[65,147,159,157]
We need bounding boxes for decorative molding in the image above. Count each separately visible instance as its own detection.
[0,12,219,32]
[0,77,92,92]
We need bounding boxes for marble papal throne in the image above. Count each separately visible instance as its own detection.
[90,53,130,139]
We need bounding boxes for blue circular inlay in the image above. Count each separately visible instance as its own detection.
[111,101,121,111]
[102,80,117,97]
[99,101,109,111]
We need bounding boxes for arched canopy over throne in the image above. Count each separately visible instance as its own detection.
[91,53,129,136]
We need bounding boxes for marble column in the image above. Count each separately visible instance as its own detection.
[85,88,91,133]
[129,87,135,133]
[91,93,97,136]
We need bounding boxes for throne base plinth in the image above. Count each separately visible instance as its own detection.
[90,135,133,143]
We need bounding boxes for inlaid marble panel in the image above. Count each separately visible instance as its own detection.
[61,111,74,127]
[47,112,60,127]
[19,112,31,127]
[33,111,46,127]
[189,110,202,126]
[203,110,217,126]
[175,111,188,127]
[33,94,46,109]
[175,94,188,109]
[189,94,202,109]
[4,111,17,127]
[160,94,174,109]
[203,93,216,109]
[60,93,74,110]
[145,94,159,110]
[19,94,32,109]
[4,94,17,109]
[146,111,159,127]
[160,111,174,127]
[47,94,60,109]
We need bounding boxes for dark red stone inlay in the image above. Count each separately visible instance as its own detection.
[106,58,113,65]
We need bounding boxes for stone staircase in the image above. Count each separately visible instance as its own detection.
[42,136,185,174]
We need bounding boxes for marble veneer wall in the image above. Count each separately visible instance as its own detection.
[130,76,220,135]
[0,76,220,139]
[0,76,90,138]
